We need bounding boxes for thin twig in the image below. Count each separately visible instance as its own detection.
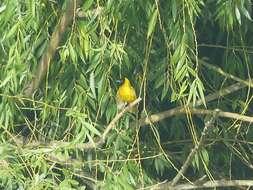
[199,59,253,88]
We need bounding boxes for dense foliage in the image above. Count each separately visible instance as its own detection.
[0,0,252,189]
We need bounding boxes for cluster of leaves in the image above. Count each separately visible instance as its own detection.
[0,0,253,189]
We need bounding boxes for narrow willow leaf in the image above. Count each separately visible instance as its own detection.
[161,82,169,100]
[89,72,96,99]
[86,53,100,73]
[29,0,36,18]
[81,119,101,136]
[171,47,181,65]
[235,6,241,25]
[171,91,177,102]
[171,0,177,22]
[0,5,6,13]
[83,34,90,58]
[154,73,165,89]
[241,7,252,21]
[100,94,109,117]
[36,40,47,58]
[201,148,209,166]
[193,153,200,170]
[187,66,197,77]
[87,151,93,170]
[82,0,94,11]
[6,22,19,39]
[128,172,136,186]
[175,52,186,74]
[72,126,87,144]
[147,9,158,39]
[106,99,116,123]
[179,80,188,97]
[69,43,77,64]
[175,64,187,81]
[187,80,196,105]
[197,79,206,107]
[97,76,106,101]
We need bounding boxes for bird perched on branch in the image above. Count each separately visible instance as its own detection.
[116,77,137,112]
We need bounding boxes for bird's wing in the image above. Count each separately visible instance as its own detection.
[130,86,137,100]
[116,90,126,111]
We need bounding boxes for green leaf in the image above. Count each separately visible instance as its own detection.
[175,64,187,81]
[175,52,186,74]
[82,0,94,11]
[29,0,36,18]
[0,4,6,13]
[235,6,241,25]
[193,153,200,170]
[89,72,96,99]
[197,79,206,107]
[201,148,209,166]
[87,151,93,170]
[5,22,19,39]
[0,74,12,88]
[187,80,196,105]
[179,80,188,97]
[241,7,252,21]
[97,76,106,101]
[161,82,169,100]
[69,43,77,64]
[171,90,177,102]
[171,0,177,22]
[81,119,101,136]
[147,9,158,38]
[154,74,165,89]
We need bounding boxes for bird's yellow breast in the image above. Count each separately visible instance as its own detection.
[118,85,136,103]
[117,78,137,103]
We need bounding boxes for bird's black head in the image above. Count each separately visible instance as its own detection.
[116,78,124,85]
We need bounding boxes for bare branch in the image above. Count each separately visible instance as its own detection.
[138,108,253,127]
[152,179,253,190]
[23,0,81,97]
[136,82,246,127]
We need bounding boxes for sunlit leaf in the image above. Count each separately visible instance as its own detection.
[235,6,241,25]
[89,72,96,99]
[147,8,158,38]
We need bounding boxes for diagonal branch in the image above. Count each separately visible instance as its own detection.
[75,97,142,150]
[23,0,81,97]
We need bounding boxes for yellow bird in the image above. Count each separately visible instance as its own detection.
[116,77,137,111]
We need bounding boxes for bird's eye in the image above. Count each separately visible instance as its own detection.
[116,79,124,85]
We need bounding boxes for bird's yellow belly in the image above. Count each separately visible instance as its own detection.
[118,87,136,103]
